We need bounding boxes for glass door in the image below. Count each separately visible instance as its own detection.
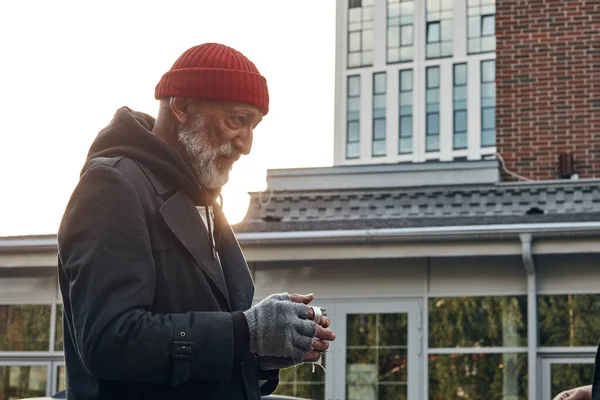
[540,355,595,399]
[332,300,422,400]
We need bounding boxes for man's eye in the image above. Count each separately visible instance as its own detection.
[234,116,247,123]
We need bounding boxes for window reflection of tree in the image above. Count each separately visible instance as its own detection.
[0,305,51,351]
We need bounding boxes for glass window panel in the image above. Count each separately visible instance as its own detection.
[441,0,453,9]
[388,26,400,48]
[400,14,413,25]
[538,294,600,346]
[362,50,373,65]
[379,348,408,382]
[400,70,413,91]
[400,116,413,136]
[482,14,495,35]
[348,76,360,97]
[372,140,386,156]
[454,110,467,132]
[363,29,374,51]
[427,44,440,59]
[426,102,440,113]
[427,0,440,10]
[374,73,386,94]
[348,97,361,113]
[426,135,440,152]
[399,137,412,154]
[388,48,401,63]
[378,313,408,346]
[348,121,360,141]
[441,41,453,57]
[347,314,377,346]
[348,53,361,67]
[349,0,362,8]
[469,0,480,5]
[275,358,325,399]
[373,119,386,139]
[454,132,468,149]
[482,107,496,129]
[55,304,64,351]
[426,89,440,103]
[469,38,481,53]
[400,46,413,61]
[482,82,496,99]
[0,305,51,351]
[454,64,467,85]
[399,92,412,107]
[482,129,495,147]
[454,86,467,101]
[347,142,360,158]
[363,19,374,30]
[481,3,496,14]
[427,113,440,134]
[374,95,387,112]
[388,2,401,18]
[482,60,496,81]
[348,110,360,121]
[441,20,453,41]
[429,296,527,348]
[429,353,528,400]
[401,25,413,45]
[349,7,362,22]
[388,15,401,26]
[441,9,453,19]
[551,363,595,398]
[482,35,496,52]
[427,22,440,43]
[480,0,495,4]
[399,104,412,116]
[469,16,481,37]
[455,99,467,110]
[427,68,440,88]
[0,365,48,399]
[363,5,374,20]
[400,1,414,15]
[56,365,66,392]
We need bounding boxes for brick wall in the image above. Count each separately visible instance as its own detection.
[496,0,600,181]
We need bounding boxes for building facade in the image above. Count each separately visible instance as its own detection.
[0,0,599,400]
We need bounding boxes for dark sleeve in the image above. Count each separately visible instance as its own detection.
[58,163,236,385]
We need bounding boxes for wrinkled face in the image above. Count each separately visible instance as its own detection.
[176,101,262,189]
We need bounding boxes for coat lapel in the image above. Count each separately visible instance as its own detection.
[214,208,255,311]
[159,191,231,309]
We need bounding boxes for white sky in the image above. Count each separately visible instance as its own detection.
[0,0,336,237]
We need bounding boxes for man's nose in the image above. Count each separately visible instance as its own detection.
[234,129,253,156]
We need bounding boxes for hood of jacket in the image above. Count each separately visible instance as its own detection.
[83,106,218,205]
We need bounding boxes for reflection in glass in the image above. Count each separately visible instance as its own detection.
[346,75,361,159]
[453,63,468,150]
[0,365,48,399]
[480,60,496,147]
[55,304,64,351]
[387,0,414,63]
[275,357,326,400]
[0,305,51,351]
[346,313,408,400]
[372,72,387,157]
[426,67,440,153]
[468,0,496,53]
[426,0,453,58]
[551,363,594,398]
[398,68,413,155]
[348,1,374,67]
[57,365,67,392]
[539,294,600,346]
[429,296,527,348]
[429,353,528,400]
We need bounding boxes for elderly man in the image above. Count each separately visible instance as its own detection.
[57,43,335,400]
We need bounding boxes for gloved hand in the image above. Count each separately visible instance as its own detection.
[243,293,316,363]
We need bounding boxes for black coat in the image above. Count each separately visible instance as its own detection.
[58,154,278,399]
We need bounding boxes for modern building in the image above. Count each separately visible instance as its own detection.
[0,0,598,400]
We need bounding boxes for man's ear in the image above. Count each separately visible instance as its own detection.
[169,97,189,125]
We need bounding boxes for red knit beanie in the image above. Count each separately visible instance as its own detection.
[155,43,269,115]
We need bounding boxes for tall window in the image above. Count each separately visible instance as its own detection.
[467,0,496,54]
[428,296,529,399]
[372,72,387,157]
[387,0,414,63]
[426,0,453,59]
[346,75,361,159]
[481,60,496,147]
[399,69,413,154]
[348,0,374,68]
[453,63,468,150]
[426,66,440,152]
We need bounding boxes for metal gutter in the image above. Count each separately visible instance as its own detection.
[236,221,600,245]
[2,221,600,252]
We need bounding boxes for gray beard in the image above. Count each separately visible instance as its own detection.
[177,116,235,189]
